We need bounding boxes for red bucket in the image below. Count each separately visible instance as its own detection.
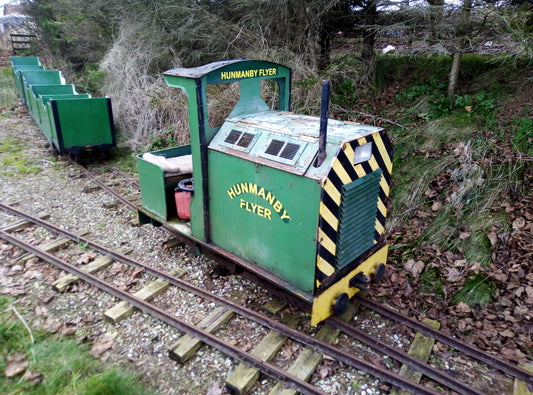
[174,178,193,220]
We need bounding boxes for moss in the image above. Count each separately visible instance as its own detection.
[453,274,494,308]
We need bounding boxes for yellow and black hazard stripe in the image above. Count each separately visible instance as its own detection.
[315,129,393,289]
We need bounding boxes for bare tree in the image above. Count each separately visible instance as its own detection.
[448,0,473,101]
[360,0,378,60]
[427,0,445,45]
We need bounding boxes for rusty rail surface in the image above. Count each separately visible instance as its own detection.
[1,202,450,395]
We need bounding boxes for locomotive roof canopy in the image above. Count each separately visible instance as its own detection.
[164,59,291,84]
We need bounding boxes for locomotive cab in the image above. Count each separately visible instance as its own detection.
[137,59,393,325]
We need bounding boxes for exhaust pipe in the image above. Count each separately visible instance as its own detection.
[315,79,330,167]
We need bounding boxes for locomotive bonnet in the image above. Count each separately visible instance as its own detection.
[137,59,393,325]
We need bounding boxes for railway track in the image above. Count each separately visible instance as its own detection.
[2,187,532,394]
[0,202,446,394]
[74,160,533,392]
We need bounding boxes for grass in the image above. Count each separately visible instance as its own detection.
[0,296,153,394]
[391,118,522,268]
[453,274,494,308]
[512,114,533,156]
[379,55,531,305]
[0,67,18,109]
[0,138,42,177]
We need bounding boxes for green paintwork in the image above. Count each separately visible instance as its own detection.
[209,111,382,180]
[208,150,320,293]
[10,57,116,156]
[28,85,79,119]
[32,84,78,98]
[134,59,393,307]
[21,70,65,107]
[11,65,45,100]
[10,56,41,66]
[137,146,192,220]
[163,59,291,241]
[38,95,90,141]
[51,98,114,149]
[10,57,43,104]
[336,169,382,269]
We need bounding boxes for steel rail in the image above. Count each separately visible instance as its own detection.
[327,317,484,395]
[0,202,442,395]
[70,161,137,211]
[0,229,325,395]
[354,295,533,389]
[70,160,533,390]
[102,161,140,190]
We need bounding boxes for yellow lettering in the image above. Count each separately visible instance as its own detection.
[265,192,275,206]
[258,68,277,76]
[221,69,266,80]
[230,182,290,223]
[248,183,257,195]
[280,210,291,222]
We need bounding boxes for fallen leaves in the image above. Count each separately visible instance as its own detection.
[455,302,471,314]
[404,259,425,278]
[90,334,115,358]
[4,351,28,377]
[316,360,337,379]
[380,168,533,366]
[22,370,43,385]
[76,252,97,265]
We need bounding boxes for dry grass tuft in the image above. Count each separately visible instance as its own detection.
[100,21,189,147]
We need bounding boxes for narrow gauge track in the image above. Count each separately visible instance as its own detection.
[69,160,533,393]
[0,201,453,394]
[0,222,320,395]
[1,200,529,394]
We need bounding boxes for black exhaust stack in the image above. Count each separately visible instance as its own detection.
[315,79,330,168]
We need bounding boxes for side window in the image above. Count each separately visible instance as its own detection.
[207,82,240,129]
[260,79,279,110]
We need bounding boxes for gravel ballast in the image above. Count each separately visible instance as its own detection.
[0,105,520,394]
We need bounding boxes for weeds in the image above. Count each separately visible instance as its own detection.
[0,139,42,177]
[512,115,533,156]
[453,274,494,308]
[0,296,153,394]
[390,115,527,269]
[419,267,446,298]
[148,127,178,151]
[0,67,18,107]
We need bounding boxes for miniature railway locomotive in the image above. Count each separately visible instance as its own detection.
[137,59,393,325]
[10,56,116,159]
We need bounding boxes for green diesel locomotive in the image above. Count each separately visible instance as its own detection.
[137,59,393,325]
